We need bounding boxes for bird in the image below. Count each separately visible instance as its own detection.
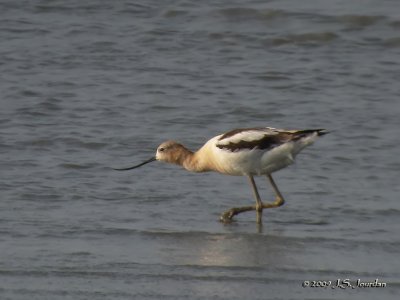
[115,127,328,224]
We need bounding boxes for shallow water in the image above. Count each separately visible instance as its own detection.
[1,0,400,299]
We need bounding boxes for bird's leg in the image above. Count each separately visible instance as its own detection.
[261,174,285,208]
[219,174,285,223]
[220,175,264,223]
[249,175,263,224]
[219,204,256,223]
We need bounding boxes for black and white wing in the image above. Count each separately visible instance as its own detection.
[216,127,326,152]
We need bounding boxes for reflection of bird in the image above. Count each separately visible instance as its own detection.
[115,127,328,224]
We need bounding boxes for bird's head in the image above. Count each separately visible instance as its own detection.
[114,140,189,171]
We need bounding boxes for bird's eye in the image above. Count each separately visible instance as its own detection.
[159,147,165,152]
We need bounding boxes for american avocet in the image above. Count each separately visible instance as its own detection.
[115,127,328,224]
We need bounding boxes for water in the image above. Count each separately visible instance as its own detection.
[1,0,399,299]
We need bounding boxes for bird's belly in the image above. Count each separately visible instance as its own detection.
[259,143,296,174]
[259,155,294,174]
[214,144,296,176]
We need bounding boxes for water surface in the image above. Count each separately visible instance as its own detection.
[1,0,399,299]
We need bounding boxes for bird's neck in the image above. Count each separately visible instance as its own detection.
[182,147,213,173]
[166,144,212,173]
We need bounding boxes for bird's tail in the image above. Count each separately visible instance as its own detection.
[315,129,329,136]
[288,129,328,155]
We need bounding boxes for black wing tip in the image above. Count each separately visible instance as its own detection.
[292,129,329,140]
[297,129,329,136]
